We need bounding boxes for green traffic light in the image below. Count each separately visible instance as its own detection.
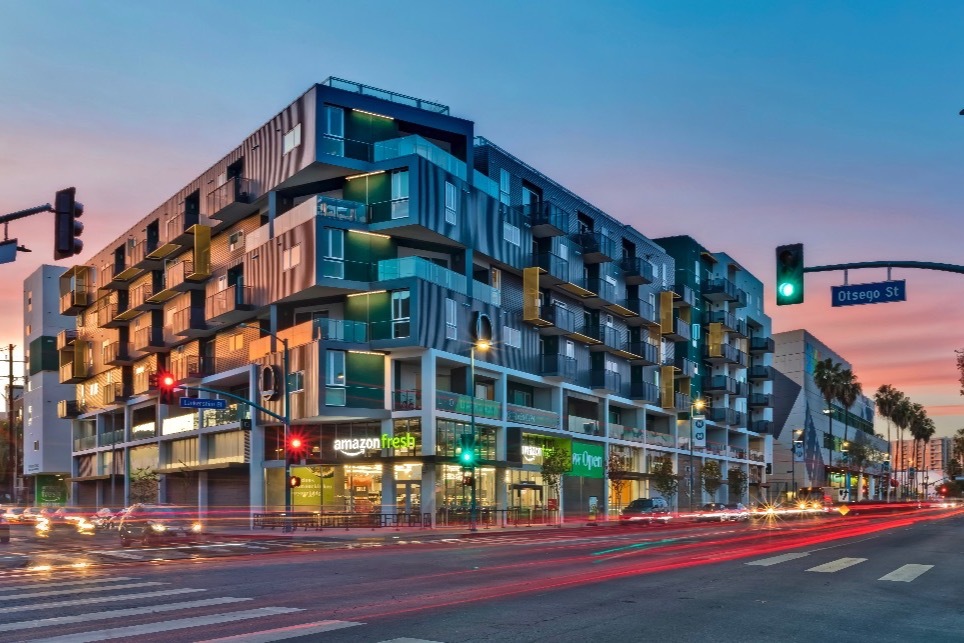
[778,282,795,298]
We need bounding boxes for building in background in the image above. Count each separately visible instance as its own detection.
[22,265,74,506]
[56,78,774,525]
[772,329,890,502]
[892,437,952,498]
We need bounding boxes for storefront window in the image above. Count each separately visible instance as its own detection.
[392,418,422,457]
[438,465,496,510]
[436,420,496,460]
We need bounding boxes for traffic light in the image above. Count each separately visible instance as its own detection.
[938,485,948,497]
[53,187,84,260]
[458,434,477,467]
[157,371,177,405]
[462,473,474,486]
[288,475,302,488]
[775,243,804,306]
[287,436,307,465]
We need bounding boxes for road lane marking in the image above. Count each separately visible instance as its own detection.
[745,552,810,566]
[0,588,205,614]
[378,639,447,643]
[197,619,364,642]
[0,577,135,592]
[806,557,867,573]
[0,597,251,632]
[31,607,304,643]
[0,581,165,601]
[879,564,934,582]
[97,550,144,559]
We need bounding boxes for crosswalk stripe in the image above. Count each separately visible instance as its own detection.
[32,607,304,643]
[0,581,165,601]
[0,588,205,614]
[0,577,135,593]
[197,619,363,642]
[879,564,934,582]
[745,552,810,566]
[806,557,867,573]
[0,597,251,633]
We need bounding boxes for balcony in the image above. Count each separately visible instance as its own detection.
[539,354,577,380]
[708,407,744,427]
[571,231,616,264]
[317,195,367,223]
[393,389,422,411]
[581,277,620,309]
[57,400,85,419]
[703,278,744,304]
[165,259,209,293]
[748,365,772,381]
[627,339,660,366]
[59,289,91,315]
[132,326,166,353]
[533,302,577,336]
[101,382,130,406]
[623,298,659,327]
[98,263,136,290]
[103,341,134,366]
[60,360,91,384]
[589,369,621,393]
[56,329,78,351]
[703,344,747,366]
[377,257,467,294]
[60,266,93,315]
[586,324,621,351]
[435,391,501,420]
[207,177,257,224]
[506,403,560,429]
[672,284,697,308]
[627,381,660,404]
[748,393,772,408]
[672,355,698,378]
[166,211,208,247]
[662,316,691,342]
[311,317,369,343]
[128,238,163,270]
[618,256,654,285]
[705,375,740,395]
[706,310,744,335]
[531,251,570,286]
[519,201,570,238]
[751,420,774,434]
[171,355,216,382]
[373,135,467,181]
[74,434,97,450]
[662,391,691,411]
[568,415,601,436]
[203,285,255,326]
[128,283,163,312]
[749,337,775,354]
[171,306,208,338]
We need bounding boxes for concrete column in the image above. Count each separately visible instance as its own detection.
[422,464,436,527]
[381,461,396,516]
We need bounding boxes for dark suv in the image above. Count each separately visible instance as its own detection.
[619,498,672,525]
[118,504,202,546]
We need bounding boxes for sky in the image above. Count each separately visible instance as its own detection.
[1,1,962,437]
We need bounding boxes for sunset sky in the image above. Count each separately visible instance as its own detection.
[2,1,962,437]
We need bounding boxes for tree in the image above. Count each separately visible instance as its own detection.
[651,456,679,501]
[952,428,964,474]
[956,348,964,396]
[835,369,862,497]
[874,385,904,502]
[699,460,723,498]
[813,358,842,446]
[946,457,963,481]
[607,450,630,512]
[847,441,871,500]
[728,467,748,499]
[129,466,159,504]
[541,442,571,525]
[891,398,914,498]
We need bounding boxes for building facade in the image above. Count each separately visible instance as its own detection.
[891,437,951,497]
[772,329,889,501]
[57,78,773,523]
[22,265,74,505]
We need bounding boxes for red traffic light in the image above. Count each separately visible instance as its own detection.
[289,437,303,450]
[161,374,175,387]
[157,371,178,405]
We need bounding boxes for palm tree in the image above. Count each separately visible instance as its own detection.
[908,403,927,499]
[835,369,862,498]
[874,385,903,502]
[813,358,842,449]
[953,428,964,473]
[891,398,913,499]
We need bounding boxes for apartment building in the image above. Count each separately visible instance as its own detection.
[772,330,889,501]
[891,437,951,495]
[57,78,772,523]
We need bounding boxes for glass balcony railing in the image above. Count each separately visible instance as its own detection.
[201,402,248,428]
[532,251,570,282]
[473,171,500,200]
[393,389,422,411]
[435,390,501,420]
[506,403,559,429]
[313,318,369,343]
[373,135,467,181]
[74,435,97,451]
[317,196,367,223]
[322,77,450,114]
[539,354,577,379]
[377,256,467,295]
[568,415,601,436]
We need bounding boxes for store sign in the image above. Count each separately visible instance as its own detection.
[570,441,605,479]
[522,445,543,463]
[334,432,417,457]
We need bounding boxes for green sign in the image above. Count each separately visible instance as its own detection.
[570,440,605,479]
[35,475,68,505]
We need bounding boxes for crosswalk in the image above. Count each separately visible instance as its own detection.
[746,552,936,583]
[0,572,444,642]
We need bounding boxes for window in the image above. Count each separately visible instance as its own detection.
[323,229,344,260]
[324,106,344,137]
[282,123,302,155]
[33,440,39,451]
[282,244,302,271]
[327,351,346,386]
[606,357,618,373]
[499,169,511,205]
[504,326,521,348]
[228,231,243,251]
[503,223,521,247]
[445,298,457,340]
[216,275,228,293]
[391,290,411,339]
[288,371,305,393]
[25,324,31,336]
[565,340,575,359]
[444,181,458,224]
[26,291,31,312]
[391,170,410,219]
[228,333,244,352]
[558,243,569,261]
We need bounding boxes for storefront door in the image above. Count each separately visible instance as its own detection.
[399,481,420,515]
[512,484,543,509]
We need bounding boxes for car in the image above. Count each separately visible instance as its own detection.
[2,507,25,523]
[619,498,672,525]
[107,507,131,530]
[0,516,9,544]
[118,504,203,546]
[89,508,115,529]
[724,503,750,522]
[19,507,48,524]
[695,503,731,522]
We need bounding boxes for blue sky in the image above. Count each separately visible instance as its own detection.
[1,1,962,436]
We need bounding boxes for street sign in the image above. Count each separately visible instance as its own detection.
[831,280,905,307]
[179,397,227,410]
[692,415,706,448]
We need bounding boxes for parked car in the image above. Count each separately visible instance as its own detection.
[0,515,9,544]
[619,498,672,525]
[2,507,25,523]
[695,503,731,522]
[118,504,203,546]
[724,503,750,522]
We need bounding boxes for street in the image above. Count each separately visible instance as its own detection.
[0,507,960,642]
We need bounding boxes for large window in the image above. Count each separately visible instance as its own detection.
[391,170,410,219]
[392,290,411,339]
[503,223,521,247]
[322,228,345,279]
[326,350,346,407]
[444,181,458,224]
[322,106,345,156]
[282,124,302,155]
[499,169,511,205]
[445,298,457,340]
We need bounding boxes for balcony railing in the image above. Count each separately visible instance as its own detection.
[609,422,645,441]
[101,382,129,406]
[646,431,676,448]
[60,361,91,383]
[708,407,744,426]
[201,402,248,429]
[705,375,740,394]
[60,289,91,315]
[539,354,577,379]
[171,306,206,336]
[58,400,85,419]
[589,369,621,392]
[623,298,658,324]
[317,195,367,223]
[435,390,501,420]
[586,323,621,348]
[749,337,775,353]
[171,355,216,381]
[703,344,747,366]
[506,403,559,429]
[532,251,570,283]
[703,278,744,303]
[571,231,616,263]
[207,177,255,218]
[57,329,78,351]
[663,316,691,341]
[74,434,97,451]
[673,355,698,378]
[748,393,772,408]
[393,389,422,411]
[618,256,654,284]
[672,284,697,307]
[377,257,467,295]
[627,340,659,365]
[313,317,369,343]
[518,201,571,237]
[132,326,165,352]
[627,381,660,403]
[568,415,601,436]
[103,341,133,365]
[206,285,254,321]
[751,420,773,434]
[322,77,450,114]
[373,135,466,180]
[584,277,620,305]
[748,365,772,380]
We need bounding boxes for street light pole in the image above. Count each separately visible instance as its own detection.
[791,429,802,500]
[689,398,705,513]
[468,340,489,533]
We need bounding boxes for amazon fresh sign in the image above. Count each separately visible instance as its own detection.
[570,441,605,479]
[334,433,417,457]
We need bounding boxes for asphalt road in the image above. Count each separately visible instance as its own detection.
[0,508,961,642]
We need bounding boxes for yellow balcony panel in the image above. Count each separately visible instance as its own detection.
[565,330,603,346]
[558,281,594,298]
[114,264,144,281]
[604,302,636,318]
[148,242,181,260]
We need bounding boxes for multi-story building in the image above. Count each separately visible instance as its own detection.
[891,437,951,496]
[22,265,74,505]
[57,78,772,524]
[653,238,774,507]
[772,329,889,501]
